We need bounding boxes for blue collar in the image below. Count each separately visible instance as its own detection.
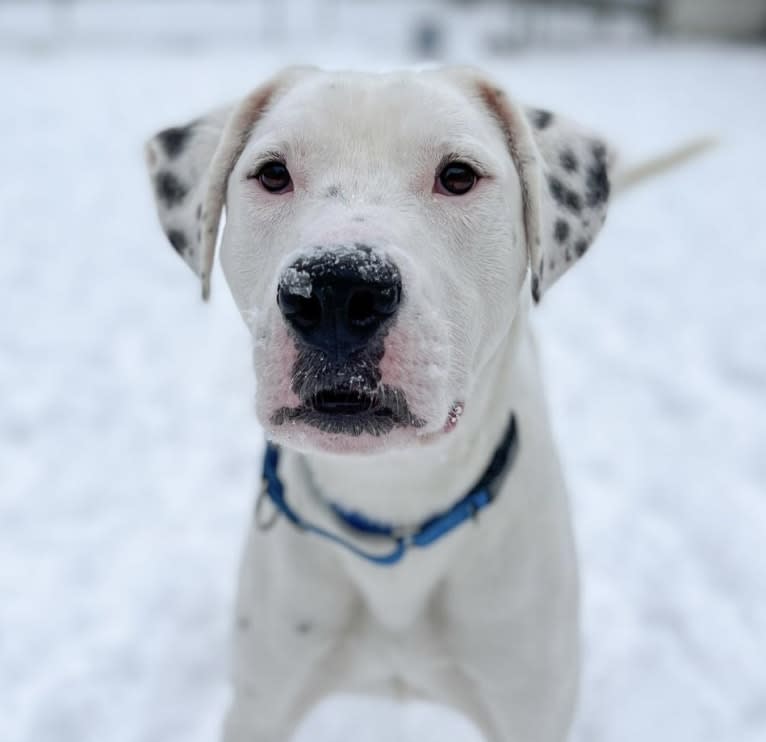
[257,414,518,567]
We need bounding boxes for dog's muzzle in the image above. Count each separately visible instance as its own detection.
[272,246,420,438]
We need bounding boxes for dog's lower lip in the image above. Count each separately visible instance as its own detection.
[271,384,424,435]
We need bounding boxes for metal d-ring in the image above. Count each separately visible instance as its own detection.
[255,481,280,531]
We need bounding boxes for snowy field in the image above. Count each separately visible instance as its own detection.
[2,3,765,741]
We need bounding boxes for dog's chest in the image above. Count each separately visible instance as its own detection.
[344,602,464,695]
[335,530,472,632]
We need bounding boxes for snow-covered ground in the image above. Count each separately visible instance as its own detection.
[1,5,765,741]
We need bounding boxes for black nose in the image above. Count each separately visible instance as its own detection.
[277,247,402,361]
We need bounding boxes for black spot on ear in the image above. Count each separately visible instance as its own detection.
[565,190,582,213]
[531,273,541,303]
[549,176,565,204]
[531,109,553,130]
[167,229,187,255]
[296,621,313,635]
[548,176,582,214]
[554,219,570,244]
[155,171,188,208]
[585,144,610,207]
[574,239,589,257]
[157,124,194,159]
[559,149,579,173]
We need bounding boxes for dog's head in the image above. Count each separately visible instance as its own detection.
[145,67,612,454]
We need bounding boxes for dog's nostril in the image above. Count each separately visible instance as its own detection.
[347,289,377,329]
[374,285,401,316]
[347,285,401,329]
[278,288,322,329]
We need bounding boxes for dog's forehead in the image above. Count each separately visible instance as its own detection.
[251,70,506,160]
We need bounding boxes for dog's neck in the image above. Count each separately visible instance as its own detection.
[300,298,537,525]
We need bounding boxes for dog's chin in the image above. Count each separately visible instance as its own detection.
[265,418,427,455]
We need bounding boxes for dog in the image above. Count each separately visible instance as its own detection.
[144,66,708,741]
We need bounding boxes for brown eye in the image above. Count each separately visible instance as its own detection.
[436,162,478,196]
[255,161,292,193]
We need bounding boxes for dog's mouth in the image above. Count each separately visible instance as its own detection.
[272,385,424,437]
[311,389,382,415]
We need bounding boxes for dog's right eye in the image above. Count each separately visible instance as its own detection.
[436,162,478,196]
[253,161,293,194]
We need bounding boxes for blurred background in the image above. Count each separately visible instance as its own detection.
[3,0,766,54]
[1,2,765,742]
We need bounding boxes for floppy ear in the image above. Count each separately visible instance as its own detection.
[144,69,309,299]
[145,104,232,287]
[476,83,614,302]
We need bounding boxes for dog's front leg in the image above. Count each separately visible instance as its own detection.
[435,520,581,741]
[446,624,580,742]
[222,526,360,742]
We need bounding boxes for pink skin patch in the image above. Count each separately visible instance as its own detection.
[379,321,445,428]
[378,326,408,387]
[256,324,301,417]
[272,328,300,406]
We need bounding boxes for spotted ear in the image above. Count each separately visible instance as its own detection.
[477,83,614,302]
[144,69,310,299]
[145,104,233,288]
[523,106,613,301]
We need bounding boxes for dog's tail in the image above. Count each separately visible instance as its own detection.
[612,136,718,196]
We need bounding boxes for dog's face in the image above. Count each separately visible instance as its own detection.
[145,68,611,454]
[221,71,528,454]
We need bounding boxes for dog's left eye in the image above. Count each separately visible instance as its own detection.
[253,161,293,194]
[435,162,478,196]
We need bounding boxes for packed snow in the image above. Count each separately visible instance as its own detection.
[1,4,765,741]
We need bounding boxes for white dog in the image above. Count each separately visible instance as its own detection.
[144,66,705,741]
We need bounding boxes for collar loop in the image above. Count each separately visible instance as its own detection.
[258,414,518,567]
